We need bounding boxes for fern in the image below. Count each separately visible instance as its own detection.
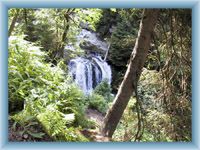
[9,36,90,141]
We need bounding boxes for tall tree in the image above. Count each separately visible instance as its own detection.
[8,9,21,37]
[101,9,159,138]
[55,9,75,59]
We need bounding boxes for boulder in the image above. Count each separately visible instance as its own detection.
[79,40,107,55]
[78,29,109,55]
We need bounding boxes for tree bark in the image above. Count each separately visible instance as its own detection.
[101,9,159,138]
[56,9,75,58]
[104,43,110,61]
[8,9,20,37]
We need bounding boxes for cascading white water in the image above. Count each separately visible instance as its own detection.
[67,29,112,94]
[68,55,112,94]
[92,55,111,84]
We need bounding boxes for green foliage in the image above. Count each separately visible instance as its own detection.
[138,69,174,141]
[76,8,103,31]
[112,97,138,141]
[86,79,114,114]
[94,79,113,101]
[37,108,88,141]
[8,35,70,112]
[8,36,90,141]
[87,93,108,114]
[8,8,104,62]
[108,9,141,67]
[137,69,190,141]
[138,69,162,111]
[10,110,46,139]
[9,35,47,112]
[55,84,90,127]
[33,9,80,56]
[96,9,142,92]
[8,8,192,142]
[96,9,118,38]
[113,69,179,142]
[113,9,191,142]
[144,49,161,70]
[154,9,192,141]
[142,110,173,142]
[11,110,35,127]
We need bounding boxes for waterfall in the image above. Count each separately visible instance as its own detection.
[67,29,112,94]
[68,54,111,94]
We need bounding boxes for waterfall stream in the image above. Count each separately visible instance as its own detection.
[67,29,112,94]
[69,55,111,94]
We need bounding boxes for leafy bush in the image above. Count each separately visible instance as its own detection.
[10,110,46,139]
[37,108,88,141]
[137,69,174,141]
[8,36,90,141]
[94,79,113,102]
[86,79,114,114]
[8,35,65,112]
[56,84,90,127]
[113,69,176,142]
[87,93,108,114]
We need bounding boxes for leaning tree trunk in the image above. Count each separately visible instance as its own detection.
[101,9,159,138]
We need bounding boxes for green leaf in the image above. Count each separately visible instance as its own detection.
[27,131,45,138]
[26,122,38,127]
[12,121,17,131]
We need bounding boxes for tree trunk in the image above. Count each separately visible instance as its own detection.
[56,14,70,58]
[56,9,75,59]
[101,9,159,138]
[8,9,20,37]
[104,43,110,61]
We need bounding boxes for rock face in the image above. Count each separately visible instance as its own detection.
[78,29,109,55]
[80,41,105,54]
[79,22,93,31]
[64,29,109,57]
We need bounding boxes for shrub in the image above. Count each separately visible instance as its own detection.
[94,79,113,102]
[37,108,88,141]
[8,35,90,141]
[87,93,108,114]
[86,79,114,114]
[8,35,66,112]
[10,110,47,140]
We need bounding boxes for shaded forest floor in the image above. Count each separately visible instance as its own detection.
[9,108,105,142]
[79,109,110,142]
[86,108,105,127]
[8,119,53,142]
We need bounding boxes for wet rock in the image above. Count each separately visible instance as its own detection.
[65,29,109,57]
[80,22,93,31]
[78,29,109,54]
[79,40,106,55]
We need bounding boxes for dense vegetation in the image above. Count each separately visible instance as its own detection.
[8,8,191,142]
